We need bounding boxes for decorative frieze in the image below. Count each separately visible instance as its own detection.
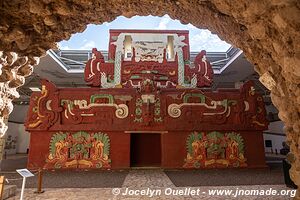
[184,131,247,168]
[45,131,111,169]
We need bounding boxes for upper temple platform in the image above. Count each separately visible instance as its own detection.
[84,29,214,89]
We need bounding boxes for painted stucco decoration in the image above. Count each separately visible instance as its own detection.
[184,131,247,168]
[25,30,268,172]
[133,78,163,125]
[84,48,115,88]
[134,97,143,123]
[133,41,166,63]
[84,30,213,89]
[45,131,111,169]
[167,81,268,128]
[25,79,62,129]
[1,0,299,195]
[25,78,267,131]
[187,50,214,87]
[168,94,236,119]
[61,94,129,122]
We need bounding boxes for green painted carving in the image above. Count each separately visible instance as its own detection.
[49,132,67,156]
[220,99,228,106]
[206,131,226,159]
[183,93,206,103]
[134,98,143,123]
[133,97,163,123]
[186,131,203,156]
[136,98,143,106]
[114,51,122,84]
[70,131,91,159]
[158,76,168,80]
[184,131,247,168]
[107,75,114,83]
[184,76,191,84]
[227,132,245,154]
[184,60,191,65]
[135,107,142,116]
[90,94,114,104]
[46,131,111,169]
[154,98,163,123]
[207,131,223,140]
[130,75,141,79]
[154,108,160,115]
[177,48,185,86]
[93,132,111,161]
[228,100,237,106]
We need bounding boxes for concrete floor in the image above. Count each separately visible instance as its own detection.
[7,170,295,200]
[1,155,296,200]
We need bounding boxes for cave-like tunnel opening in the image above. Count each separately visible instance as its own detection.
[0,1,299,198]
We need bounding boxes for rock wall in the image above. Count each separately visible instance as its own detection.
[0,51,38,158]
[0,0,299,197]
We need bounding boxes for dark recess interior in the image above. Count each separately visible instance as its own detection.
[130,133,161,167]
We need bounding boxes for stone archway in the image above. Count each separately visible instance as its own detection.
[0,0,299,197]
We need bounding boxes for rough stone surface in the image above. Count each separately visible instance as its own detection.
[0,0,299,198]
[0,51,38,156]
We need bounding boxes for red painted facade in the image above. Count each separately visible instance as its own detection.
[25,30,268,170]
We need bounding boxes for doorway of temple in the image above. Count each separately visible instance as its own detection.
[130,133,162,167]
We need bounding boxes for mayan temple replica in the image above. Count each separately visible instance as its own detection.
[25,30,268,170]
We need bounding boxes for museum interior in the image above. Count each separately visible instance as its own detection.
[0,1,299,199]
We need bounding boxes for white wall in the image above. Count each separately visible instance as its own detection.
[267,121,284,133]
[263,134,286,153]
[5,122,30,154]
[263,121,286,153]
[9,105,29,123]
[16,123,30,153]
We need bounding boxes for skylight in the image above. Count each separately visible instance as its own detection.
[58,15,231,52]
